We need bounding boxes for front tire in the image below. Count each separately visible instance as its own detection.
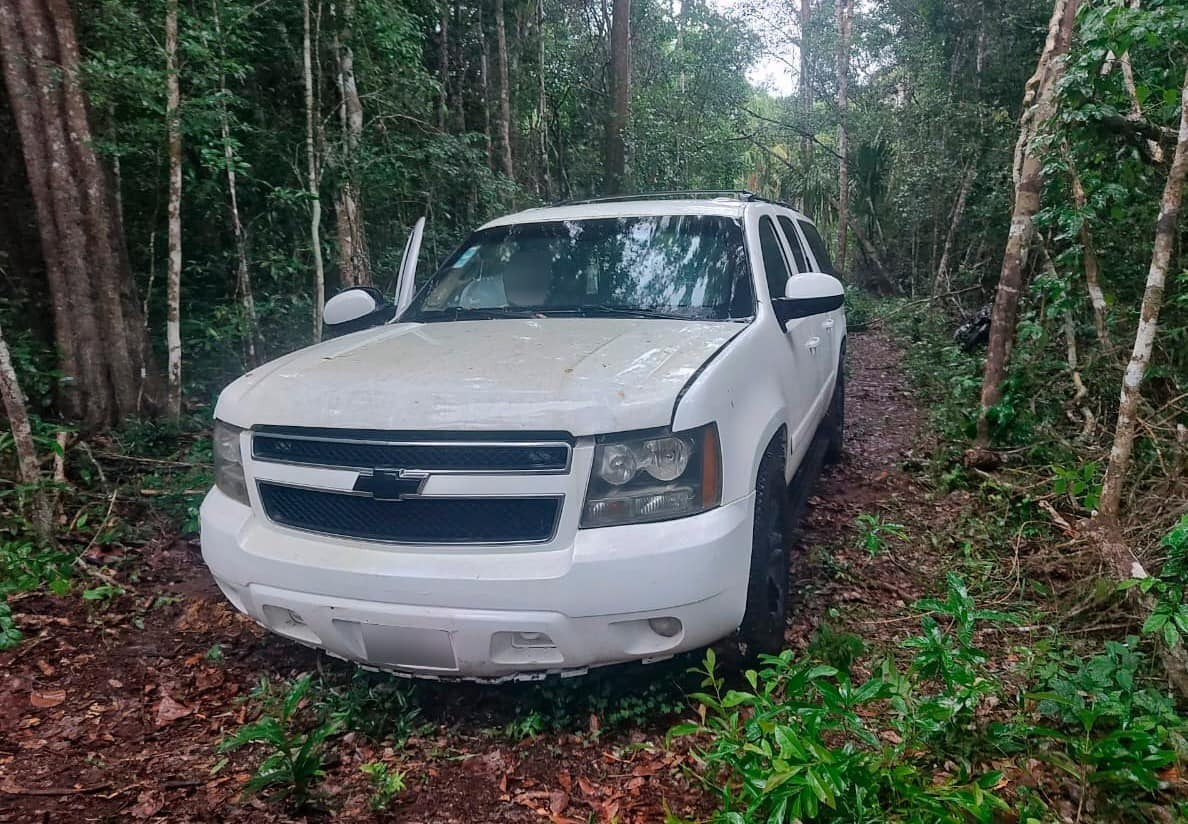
[738,439,791,657]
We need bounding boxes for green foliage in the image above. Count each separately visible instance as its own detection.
[315,670,422,745]
[497,670,688,736]
[1051,462,1101,512]
[0,539,72,598]
[360,761,406,811]
[1020,639,1188,802]
[218,674,342,808]
[81,584,126,602]
[0,601,22,650]
[1123,515,1188,649]
[674,576,1012,823]
[842,286,877,330]
[854,513,907,556]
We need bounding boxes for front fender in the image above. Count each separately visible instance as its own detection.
[671,324,793,501]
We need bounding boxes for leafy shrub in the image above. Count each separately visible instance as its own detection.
[361,761,406,811]
[673,575,1012,822]
[218,674,342,808]
[0,601,21,650]
[854,513,907,556]
[1021,638,1188,799]
[316,670,423,745]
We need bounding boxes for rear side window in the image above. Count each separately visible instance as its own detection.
[758,217,791,301]
[797,220,835,275]
[776,216,809,273]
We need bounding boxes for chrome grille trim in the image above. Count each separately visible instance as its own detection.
[251,431,573,475]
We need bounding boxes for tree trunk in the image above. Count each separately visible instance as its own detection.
[1098,68,1188,523]
[835,0,852,272]
[212,1,259,366]
[334,0,370,288]
[933,156,977,299]
[0,318,50,534]
[478,0,494,169]
[1093,74,1188,700]
[493,0,514,179]
[437,0,449,130]
[605,0,629,193]
[537,0,551,199]
[0,0,160,429]
[798,0,811,192]
[973,0,1078,450]
[1067,158,1110,348]
[165,0,182,419]
[303,0,325,339]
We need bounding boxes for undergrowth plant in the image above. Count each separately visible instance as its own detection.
[1015,638,1188,817]
[854,513,907,557]
[360,761,407,811]
[673,575,1011,822]
[316,669,423,745]
[218,674,342,808]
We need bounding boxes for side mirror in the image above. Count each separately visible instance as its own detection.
[323,286,395,335]
[779,272,845,321]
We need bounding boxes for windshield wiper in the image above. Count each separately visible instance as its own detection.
[535,304,697,320]
[412,307,542,322]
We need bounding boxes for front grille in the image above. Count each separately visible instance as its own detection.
[258,482,562,544]
[253,432,570,473]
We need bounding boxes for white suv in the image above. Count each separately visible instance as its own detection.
[200,193,846,680]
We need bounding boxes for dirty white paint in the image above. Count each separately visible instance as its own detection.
[215,318,743,435]
[203,196,848,679]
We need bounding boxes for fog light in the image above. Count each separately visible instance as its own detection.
[511,631,555,649]
[286,609,305,626]
[648,617,682,638]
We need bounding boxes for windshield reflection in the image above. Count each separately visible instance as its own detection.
[406,215,752,322]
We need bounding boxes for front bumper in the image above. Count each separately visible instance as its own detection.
[199,489,754,679]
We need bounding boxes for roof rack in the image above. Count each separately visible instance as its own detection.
[552,190,779,207]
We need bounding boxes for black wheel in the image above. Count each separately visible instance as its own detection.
[824,351,845,465]
[738,439,791,657]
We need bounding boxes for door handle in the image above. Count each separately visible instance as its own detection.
[806,336,821,352]
[822,318,835,331]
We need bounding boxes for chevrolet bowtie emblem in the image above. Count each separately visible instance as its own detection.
[353,469,430,501]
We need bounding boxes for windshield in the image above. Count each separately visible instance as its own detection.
[405,214,753,322]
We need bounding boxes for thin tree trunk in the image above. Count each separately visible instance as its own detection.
[605,0,629,193]
[798,0,811,197]
[165,0,182,419]
[973,0,1078,451]
[212,2,259,365]
[933,157,977,299]
[478,0,494,169]
[1098,69,1188,522]
[303,0,325,340]
[835,0,852,272]
[825,193,893,289]
[1093,70,1188,700]
[494,0,514,179]
[0,0,160,429]
[334,0,369,288]
[1067,156,1110,348]
[438,1,449,130]
[0,318,50,535]
[537,0,551,198]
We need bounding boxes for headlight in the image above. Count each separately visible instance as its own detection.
[582,423,721,528]
[213,420,250,506]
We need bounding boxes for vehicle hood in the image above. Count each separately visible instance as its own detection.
[214,318,745,435]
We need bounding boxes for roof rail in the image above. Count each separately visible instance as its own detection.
[552,190,774,207]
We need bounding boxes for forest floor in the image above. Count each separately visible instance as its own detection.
[0,330,1047,822]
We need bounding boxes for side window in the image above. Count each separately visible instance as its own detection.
[758,217,791,301]
[776,216,809,273]
[797,220,835,275]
